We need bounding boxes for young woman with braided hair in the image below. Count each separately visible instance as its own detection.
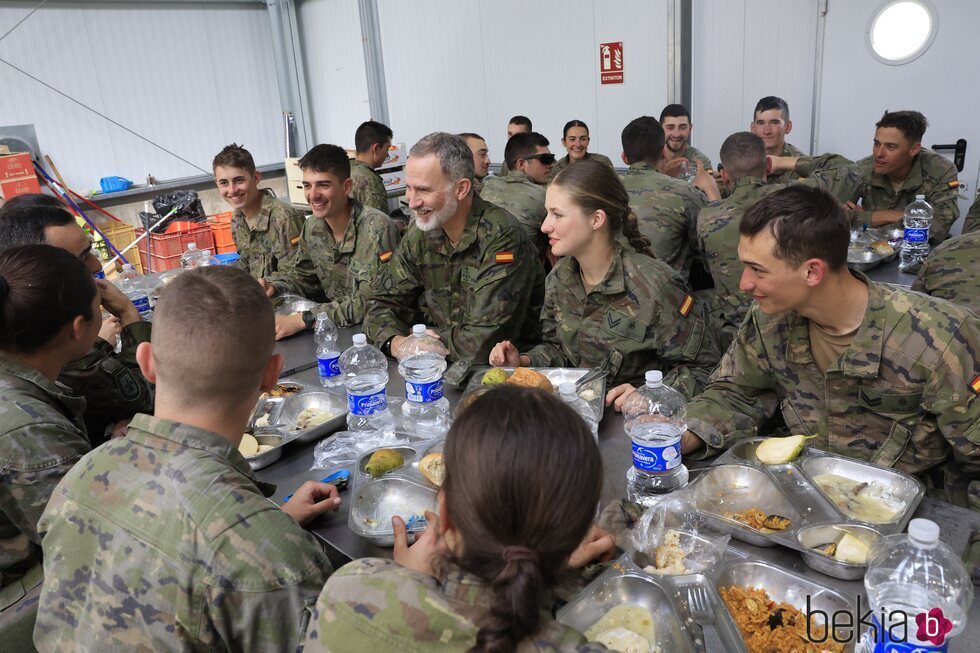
[302,385,615,653]
[490,159,720,397]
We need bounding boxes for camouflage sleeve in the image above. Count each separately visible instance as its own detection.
[525,275,572,368]
[350,170,390,215]
[117,320,151,369]
[266,225,325,301]
[432,231,542,364]
[654,283,722,399]
[963,197,980,235]
[364,237,425,347]
[0,424,89,544]
[794,154,862,203]
[911,256,933,294]
[685,308,781,458]
[268,204,309,276]
[925,168,961,245]
[922,316,980,474]
[693,149,713,171]
[318,219,402,328]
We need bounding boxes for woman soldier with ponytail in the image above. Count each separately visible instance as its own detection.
[490,159,720,398]
[302,384,614,652]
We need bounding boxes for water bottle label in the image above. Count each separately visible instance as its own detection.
[631,441,681,473]
[347,388,388,416]
[94,271,106,280]
[864,614,949,653]
[904,227,928,243]
[405,379,444,403]
[317,355,340,378]
[132,295,151,316]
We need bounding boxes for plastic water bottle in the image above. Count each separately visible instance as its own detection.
[559,382,599,441]
[314,313,342,388]
[678,159,697,184]
[339,333,393,432]
[899,194,932,272]
[118,264,152,321]
[180,242,212,269]
[398,324,450,436]
[623,370,689,506]
[863,518,973,652]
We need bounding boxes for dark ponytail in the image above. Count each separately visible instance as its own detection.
[0,244,97,354]
[442,385,603,653]
[552,159,656,258]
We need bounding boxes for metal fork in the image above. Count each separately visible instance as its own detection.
[687,584,715,653]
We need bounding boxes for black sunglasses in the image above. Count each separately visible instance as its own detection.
[522,153,557,165]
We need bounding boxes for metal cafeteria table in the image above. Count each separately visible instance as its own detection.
[257,325,980,650]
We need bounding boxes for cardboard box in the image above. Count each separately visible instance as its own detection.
[288,180,307,206]
[285,157,303,182]
[0,175,41,199]
[378,143,406,171]
[380,169,405,191]
[0,153,34,181]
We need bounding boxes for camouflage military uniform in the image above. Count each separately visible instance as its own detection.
[849,149,960,245]
[364,196,545,364]
[58,320,153,443]
[962,195,980,235]
[912,230,980,315]
[302,558,606,653]
[550,152,615,180]
[35,413,330,652]
[697,154,863,349]
[525,242,720,396]
[232,192,307,279]
[669,144,712,171]
[0,354,89,651]
[686,276,980,509]
[268,201,402,327]
[621,161,706,277]
[764,141,805,185]
[350,159,389,214]
[479,171,547,255]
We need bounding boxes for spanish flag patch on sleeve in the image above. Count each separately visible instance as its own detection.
[971,375,980,394]
[495,251,514,264]
[679,294,694,317]
[948,180,961,189]
[290,235,301,246]
[379,250,392,263]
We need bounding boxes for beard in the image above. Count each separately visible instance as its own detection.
[666,137,687,153]
[414,193,459,233]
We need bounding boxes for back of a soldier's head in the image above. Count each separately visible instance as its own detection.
[720,132,767,180]
[355,120,394,154]
[149,266,277,408]
[621,116,666,165]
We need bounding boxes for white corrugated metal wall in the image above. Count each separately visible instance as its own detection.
[376,0,672,167]
[0,1,282,190]
[692,0,818,165]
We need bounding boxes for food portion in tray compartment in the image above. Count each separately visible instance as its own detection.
[642,530,689,576]
[811,532,870,565]
[418,452,445,487]
[267,382,303,398]
[755,434,815,464]
[293,407,338,431]
[724,508,792,532]
[584,604,658,653]
[238,433,275,458]
[365,448,405,478]
[481,367,555,391]
[720,586,845,653]
[810,473,904,523]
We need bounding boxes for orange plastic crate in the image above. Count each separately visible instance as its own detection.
[208,212,237,254]
[137,223,212,272]
[93,221,144,273]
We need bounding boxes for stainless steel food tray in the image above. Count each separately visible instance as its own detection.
[848,227,899,272]
[463,367,606,421]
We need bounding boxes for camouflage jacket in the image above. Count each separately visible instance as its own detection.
[35,413,330,652]
[0,354,89,591]
[479,171,547,255]
[364,196,545,364]
[962,195,980,235]
[764,141,805,185]
[686,277,980,506]
[669,144,712,171]
[849,149,960,245]
[58,320,153,443]
[232,192,307,279]
[301,558,606,653]
[349,159,389,214]
[526,243,720,396]
[697,154,863,347]
[912,230,980,315]
[621,161,707,277]
[550,152,615,180]
[268,201,402,327]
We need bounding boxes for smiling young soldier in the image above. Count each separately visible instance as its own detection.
[659,103,712,179]
[614,185,980,510]
[750,96,804,185]
[847,110,960,244]
[262,144,401,339]
[213,143,306,279]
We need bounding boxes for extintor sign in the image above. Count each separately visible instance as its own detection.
[600,41,623,84]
